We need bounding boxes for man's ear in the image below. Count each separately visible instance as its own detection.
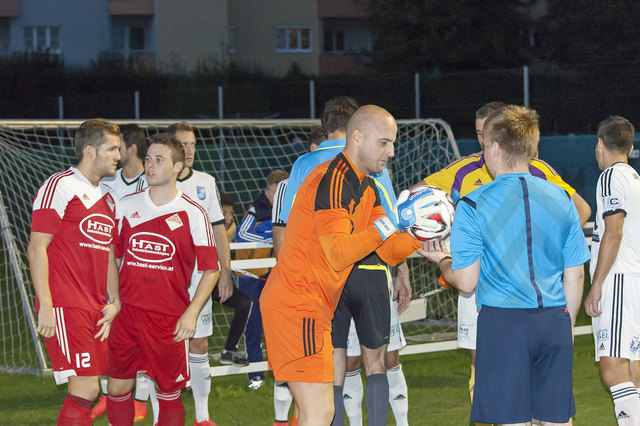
[83,144,97,160]
[173,161,184,175]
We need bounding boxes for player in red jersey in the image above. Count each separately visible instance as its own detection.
[106,134,219,426]
[28,118,123,426]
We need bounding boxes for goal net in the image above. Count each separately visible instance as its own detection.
[0,118,460,375]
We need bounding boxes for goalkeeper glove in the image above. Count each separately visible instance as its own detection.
[373,188,441,240]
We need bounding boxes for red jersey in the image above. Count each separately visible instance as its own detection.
[116,188,218,316]
[31,167,117,312]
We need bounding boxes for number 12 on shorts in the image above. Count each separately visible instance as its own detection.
[75,352,91,368]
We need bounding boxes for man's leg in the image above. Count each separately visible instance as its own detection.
[274,381,293,425]
[90,377,109,419]
[133,375,149,422]
[288,381,335,426]
[107,377,136,426]
[343,356,364,426]
[386,350,408,426]
[58,376,100,426]
[600,357,640,425]
[631,361,640,396]
[190,336,214,424]
[218,285,251,365]
[361,345,389,426]
[238,276,265,386]
[332,347,348,426]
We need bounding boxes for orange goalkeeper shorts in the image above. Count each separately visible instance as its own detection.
[262,306,333,383]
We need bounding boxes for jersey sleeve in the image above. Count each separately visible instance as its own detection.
[450,197,483,270]
[531,159,576,196]
[599,168,628,218]
[206,177,225,225]
[272,179,288,226]
[237,207,273,244]
[189,205,219,271]
[371,168,397,216]
[279,163,305,224]
[31,173,71,234]
[424,167,456,194]
[562,201,591,268]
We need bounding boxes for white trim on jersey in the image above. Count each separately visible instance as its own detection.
[36,169,74,211]
[181,194,215,247]
[272,178,288,224]
[54,307,71,364]
[101,169,147,200]
[237,206,271,243]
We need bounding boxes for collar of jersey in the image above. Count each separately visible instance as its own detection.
[315,138,346,151]
[495,172,531,180]
[177,167,194,182]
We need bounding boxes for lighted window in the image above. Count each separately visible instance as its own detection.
[276,27,312,52]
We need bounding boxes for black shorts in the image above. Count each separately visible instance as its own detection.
[332,252,390,350]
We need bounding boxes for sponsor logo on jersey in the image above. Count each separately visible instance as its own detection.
[79,214,115,244]
[617,411,630,420]
[127,232,176,263]
[197,186,206,200]
[473,178,483,186]
[597,329,609,342]
[131,211,140,218]
[200,312,211,324]
[175,373,185,382]
[82,193,90,200]
[165,213,184,231]
[630,336,640,353]
[599,343,606,351]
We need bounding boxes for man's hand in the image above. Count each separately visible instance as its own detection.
[584,283,602,317]
[174,310,198,342]
[374,189,442,240]
[95,302,120,341]
[217,271,233,303]
[37,303,56,338]
[416,239,450,264]
[394,262,412,310]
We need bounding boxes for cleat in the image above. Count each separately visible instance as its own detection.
[194,418,218,426]
[220,348,249,366]
[90,395,108,419]
[248,377,264,390]
[133,399,147,422]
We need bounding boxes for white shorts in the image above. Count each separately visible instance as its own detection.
[346,292,406,357]
[188,275,213,339]
[592,273,640,362]
[457,290,478,350]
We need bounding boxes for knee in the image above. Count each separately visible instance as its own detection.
[238,295,252,314]
[346,356,362,371]
[107,378,133,397]
[189,337,209,354]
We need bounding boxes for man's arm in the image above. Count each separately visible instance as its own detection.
[584,212,624,317]
[416,240,480,293]
[563,264,584,328]
[571,191,592,227]
[212,223,232,303]
[174,269,220,342]
[394,260,412,310]
[27,232,56,338]
[95,246,121,341]
[272,226,285,259]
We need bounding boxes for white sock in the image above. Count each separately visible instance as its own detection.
[190,352,211,422]
[134,375,149,401]
[274,381,293,422]
[611,382,640,425]
[100,376,109,395]
[387,364,409,426]
[343,368,363,426]
[148,378,160,424]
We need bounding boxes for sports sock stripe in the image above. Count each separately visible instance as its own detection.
[68,393,93,408]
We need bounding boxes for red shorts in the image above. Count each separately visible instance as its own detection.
[107,304,189,393]
[44,306,108,385]
[262,306,333,383]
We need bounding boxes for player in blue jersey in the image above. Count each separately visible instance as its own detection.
[420,105,590,425]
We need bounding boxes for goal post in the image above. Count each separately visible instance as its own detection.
[0,118,460,375]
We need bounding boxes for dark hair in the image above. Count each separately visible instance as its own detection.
[148,132,185,164]
[475,101,506,120]
[321,96,358,133]
[119,123,147,160]
[220,192,235,207]
[306,126,327,150]
[597,116,635,154]
[74,118,121,160]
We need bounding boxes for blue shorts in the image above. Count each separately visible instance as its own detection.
[471,306,575,424]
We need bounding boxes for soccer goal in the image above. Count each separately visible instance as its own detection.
[0,118,460,375]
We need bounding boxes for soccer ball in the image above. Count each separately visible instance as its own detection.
[406,185,455,242]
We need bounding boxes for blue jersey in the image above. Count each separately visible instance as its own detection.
[451,173,590,310]
[279,138,397,222]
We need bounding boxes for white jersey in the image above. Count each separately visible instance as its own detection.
[101,168,147,200]
[591,162,640,276]
[176,168,224,225]
[272,178,288,225]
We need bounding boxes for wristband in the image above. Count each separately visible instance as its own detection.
[438,255,452,268]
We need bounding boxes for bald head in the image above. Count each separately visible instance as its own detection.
[344,105,397,175]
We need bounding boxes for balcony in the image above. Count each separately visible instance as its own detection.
[318,0,369,18]
[102,50,156,71]
[0,0,19,17]
[319,52,367,75]
[108,0,154,15]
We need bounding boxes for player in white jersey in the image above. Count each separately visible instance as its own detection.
[585,116,640,425]
[107,133,219,426]
[166,121,240,426]
[102,123,148,200]
[28,118,122,426]
[94,122,149,421]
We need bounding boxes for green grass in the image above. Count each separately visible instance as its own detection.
[0,334,616,425]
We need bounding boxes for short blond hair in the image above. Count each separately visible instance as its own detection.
[483,105,539,168]
[266,169,289,187]
[167,121,194,135]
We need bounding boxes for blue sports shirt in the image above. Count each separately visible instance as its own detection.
[451,173,590,310]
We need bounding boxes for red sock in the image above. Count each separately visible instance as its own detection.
[157,390,184,426]
[107,391,134,426]
[57,394,92,426]
[290,414,299,426]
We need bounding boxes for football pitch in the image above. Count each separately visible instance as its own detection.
[0,333,616,425]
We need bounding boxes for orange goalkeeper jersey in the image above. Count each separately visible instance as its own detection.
[260,152,420,322]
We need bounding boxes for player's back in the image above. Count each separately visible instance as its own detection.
[592,162,640,274]
[261,154,381,321]
[31,168,117,311]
